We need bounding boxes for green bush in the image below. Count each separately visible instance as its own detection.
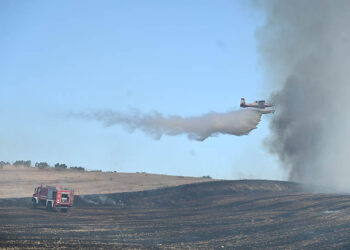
[202,175,212,179]
[35,162,50,169]
[70,166,85,171]
[54,163,67,170]
[0,161,10,168]
[13,160,31,167]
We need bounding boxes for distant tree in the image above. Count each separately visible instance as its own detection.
[91,170,102,172]
[0,161,10,168]
[13,160,31,167]
[70,166,85,171]
[35,162,50,170]
[54,163,67,171]
[202,175,212,179]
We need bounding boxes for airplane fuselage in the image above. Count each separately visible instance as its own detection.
[240,98,274,113]
[240,102,273,108]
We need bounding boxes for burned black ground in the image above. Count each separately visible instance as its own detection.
[1,180,350,249]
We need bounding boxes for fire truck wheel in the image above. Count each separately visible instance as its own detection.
[46,202,52,211]
[61,208,68,213]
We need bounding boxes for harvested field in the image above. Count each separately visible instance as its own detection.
[1,180,350,249]
[0,165,213,198]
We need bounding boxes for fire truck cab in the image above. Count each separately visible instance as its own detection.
[32,185,74,212]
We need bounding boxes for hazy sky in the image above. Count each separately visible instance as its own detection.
[0,1,283,180]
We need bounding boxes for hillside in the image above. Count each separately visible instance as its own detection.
[0,165,213,198]
[1,180,350,248]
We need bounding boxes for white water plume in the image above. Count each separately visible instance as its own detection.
[77,109,263,141]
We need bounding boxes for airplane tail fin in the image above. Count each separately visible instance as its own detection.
[240,98,245,107]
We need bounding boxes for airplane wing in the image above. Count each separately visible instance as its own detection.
[258,100,266,109]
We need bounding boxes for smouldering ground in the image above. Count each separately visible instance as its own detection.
[1,180,350,249]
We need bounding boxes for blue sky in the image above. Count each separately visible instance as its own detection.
[0,1,283,180]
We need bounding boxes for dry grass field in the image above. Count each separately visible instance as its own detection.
[0,165,213,198]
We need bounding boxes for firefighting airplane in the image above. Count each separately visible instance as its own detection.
[240,98,275,114]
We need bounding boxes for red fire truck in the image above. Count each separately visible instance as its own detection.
[32,185,74,212]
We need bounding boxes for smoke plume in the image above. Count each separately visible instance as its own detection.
[77,109,263,141]
[255,0,350,190]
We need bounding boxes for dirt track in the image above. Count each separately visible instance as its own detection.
[1,180,350,249]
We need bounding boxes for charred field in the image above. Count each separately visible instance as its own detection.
[1,180,350,249]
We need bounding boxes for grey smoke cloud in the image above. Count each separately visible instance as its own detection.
[254,0,350,190]
[77,109,263,141]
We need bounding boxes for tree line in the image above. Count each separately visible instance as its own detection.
[0,160,85,171]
